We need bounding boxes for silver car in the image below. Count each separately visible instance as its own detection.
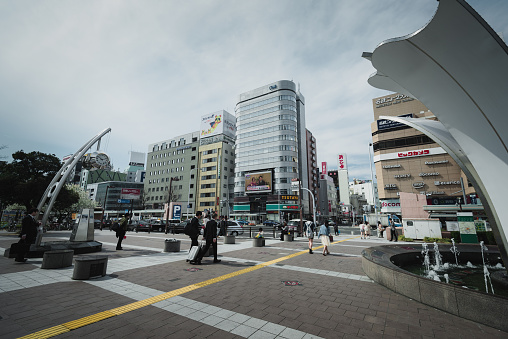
[226,220,244,236]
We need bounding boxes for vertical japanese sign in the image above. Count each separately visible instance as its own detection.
[337,154,347,170]
[321,162,327,175]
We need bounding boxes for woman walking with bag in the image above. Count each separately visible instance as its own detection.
[317,221,331,256]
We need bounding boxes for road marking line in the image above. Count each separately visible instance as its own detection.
[18,237,357,338]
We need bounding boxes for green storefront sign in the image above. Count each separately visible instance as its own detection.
[457,212,478,243]
[233,205,250,212]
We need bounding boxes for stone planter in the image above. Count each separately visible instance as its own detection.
[224,235,235,244]
[164,239,181,252]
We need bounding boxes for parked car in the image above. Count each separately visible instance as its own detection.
[172,220,190,234]
[287,219,305,235]
[236,219,249,226]
[263,220,281,227]
[164,219,182,234]
[149,220,164,232]
[226,220,244,236]
[135,220,152,232]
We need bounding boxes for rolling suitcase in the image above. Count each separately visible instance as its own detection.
[187,242,204,263]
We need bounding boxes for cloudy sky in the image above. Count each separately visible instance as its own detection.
[1,0,506,180]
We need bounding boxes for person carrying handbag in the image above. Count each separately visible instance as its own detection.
[317,221,331,256]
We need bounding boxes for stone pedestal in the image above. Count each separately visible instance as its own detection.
[224,235,235,244]
[284,234,293,242]
[72,256,108,280]
[41,250,74,269]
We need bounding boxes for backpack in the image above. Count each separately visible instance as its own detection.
[112,222,120,232]
[184,218,195,236]
[306,222,314,237]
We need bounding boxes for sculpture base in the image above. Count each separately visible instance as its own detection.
[5,241,103,258]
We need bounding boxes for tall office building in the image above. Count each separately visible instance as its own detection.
[305,129,319,217]
[145,132,200,217]
[196,110,236,217]
[233,80,309,222]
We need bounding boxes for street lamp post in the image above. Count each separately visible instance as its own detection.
[187,169,195,220]
[301,187,316,227]
[166,176,179,234]
[368,143,379,225]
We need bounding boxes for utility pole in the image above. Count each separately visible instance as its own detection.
[165,176,179,234]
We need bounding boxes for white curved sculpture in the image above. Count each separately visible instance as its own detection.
[364,0,508,266]
[36,128,111,246]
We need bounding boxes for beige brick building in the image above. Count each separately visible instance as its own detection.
[371,93,475,214]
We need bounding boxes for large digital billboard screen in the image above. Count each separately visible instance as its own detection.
[245,171,272,194]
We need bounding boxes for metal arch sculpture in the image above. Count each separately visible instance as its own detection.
[363,0,508,267]
[35,128,111,246]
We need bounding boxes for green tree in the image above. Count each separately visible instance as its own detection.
[0,150,69,209]
[67,184,97,212]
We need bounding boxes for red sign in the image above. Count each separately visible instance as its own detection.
[121,188,141,200]
[397,149,430,158]
[321,162,327,175]
[338,154,347,170]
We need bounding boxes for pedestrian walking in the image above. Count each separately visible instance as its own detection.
[317,221,331,256]
[377,221,384,238]
[365,221,371,239]
[280,221,288,241]
[334,224,339,235]
[389,218,398,242]
[116,213,129,250]
[359,221,367,239]
[188,211,202,248]
[218,216,227,237]
[305,221,315,254]
[195,212,221,264]
[15,208,39,263]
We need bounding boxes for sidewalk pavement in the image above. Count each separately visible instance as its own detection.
[0,230,506,339]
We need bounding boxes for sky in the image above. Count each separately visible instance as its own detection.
[1,0,507,180]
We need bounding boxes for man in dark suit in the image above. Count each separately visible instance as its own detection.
[195,212,221,264]
[15,208,39,263]
[189,211,202,248]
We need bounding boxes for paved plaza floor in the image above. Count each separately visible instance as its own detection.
[0,230,506,339]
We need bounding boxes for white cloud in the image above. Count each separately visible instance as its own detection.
[0,0,505,179]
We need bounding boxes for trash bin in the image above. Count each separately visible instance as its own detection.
[164,239,181,252]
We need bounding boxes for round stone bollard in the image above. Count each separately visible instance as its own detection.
[253,238,264,247]
[164,239,181,252]
[284,234,293,242]
[224,235,236,244]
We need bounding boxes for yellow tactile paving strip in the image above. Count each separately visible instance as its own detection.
[19,237,358,339]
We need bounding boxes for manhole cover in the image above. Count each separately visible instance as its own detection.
[185,268,202,272]
[282,281,302,286]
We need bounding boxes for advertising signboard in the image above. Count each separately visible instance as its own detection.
[377,113,413,131]
[121,188,141,200]
[200,110,236,139]
[380,199,401,213]
[245,171,272,193]
[321,162,327,175]
[457,212,478,243]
